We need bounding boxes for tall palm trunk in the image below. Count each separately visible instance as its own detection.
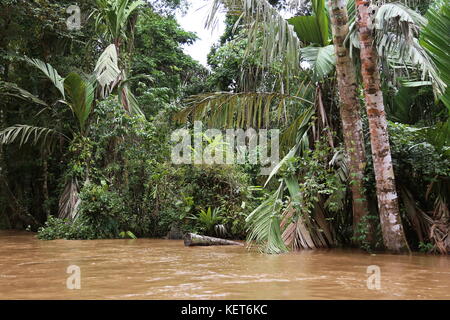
[329,0,371,245]
[356,0,410,253]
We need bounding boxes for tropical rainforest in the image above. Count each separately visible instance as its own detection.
[0,0,448,255]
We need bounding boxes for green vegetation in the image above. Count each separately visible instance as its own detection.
[0,0,448,255]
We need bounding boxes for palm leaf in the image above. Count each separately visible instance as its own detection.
[58,178,81,220]
[0,125,67,147]
[176,91,314,129]
[378,33,445,95]
[283,175,317,249]
[420,2,450,111]
[300,45,336,81]
[347,0,356,24]
[25,58,65,98]
[206,0,301,75]
[0,81,48,107]
[374,3,446,96]
[399,186,430,243]
[375,3,427,37]
[287,0,329,46]
[266,106,315,186]
[325,150,348,212]
[280,103,315,150]
[118,81,144,116]
[94,44,121,98]
[282,175,335,250]
[123,0,144,23]
[94,0,144,43]
[246,182,288,254]
[64,73,96,132]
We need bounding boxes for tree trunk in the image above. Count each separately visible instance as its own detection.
[0,106,7,226]
[356,0,410,253]
[328,0,372,244]
[42,148,50,218]
[184,233,243,247]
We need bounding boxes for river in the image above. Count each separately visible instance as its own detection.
[0,230,449,299]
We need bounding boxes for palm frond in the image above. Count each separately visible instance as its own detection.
[25,58,65,98]
[287,0,330,46]
[206,0,301,75]
[94,0,144,43]
[282,175,335,250]
[347,0,356,24]
[325,150,348,212]
[265,105,316,186]
[0,81,48,107]
[282,176,316,249]
[420,2,450,110]
[58,178,81,220]
[176,91,314,129]
[118,81,144,116]
[300,45,336,81]
[399,186,430,243]
[0,125,67,147]
[374,3,446,96]
[377,32,445,94]
[246,182,288,254]
[375,3,426,39]
[94,44,121,98]
[123,0,144,22]
[64,73,96,133]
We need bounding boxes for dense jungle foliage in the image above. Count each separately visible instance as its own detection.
[0,0,448,254]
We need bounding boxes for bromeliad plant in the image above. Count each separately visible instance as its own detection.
[190,207,228,237]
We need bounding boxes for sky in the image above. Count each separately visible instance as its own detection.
[175,0,226,67]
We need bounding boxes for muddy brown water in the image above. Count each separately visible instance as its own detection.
[0,230,449,299]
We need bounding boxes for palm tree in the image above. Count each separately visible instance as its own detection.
[356,0,410,253]
[0,59,94,144]
[328,0,371,244]
[0,44,121,220]
[92,0,145,115]
[93,0,144,51]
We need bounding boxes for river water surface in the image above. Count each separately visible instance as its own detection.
[0,230,449,299]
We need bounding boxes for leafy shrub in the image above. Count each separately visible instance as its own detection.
[37,216,74,240]
[37,215,96,240]
[76,182,125,239]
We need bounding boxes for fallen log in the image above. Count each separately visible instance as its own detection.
[184,233,243,247]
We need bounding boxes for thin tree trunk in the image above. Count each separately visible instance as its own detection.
[328,0,372,244]
[356,0,410,253]
[42,151,50,218]
[0,106,7,226]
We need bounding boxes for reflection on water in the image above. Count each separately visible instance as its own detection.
[0,230,449,299]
